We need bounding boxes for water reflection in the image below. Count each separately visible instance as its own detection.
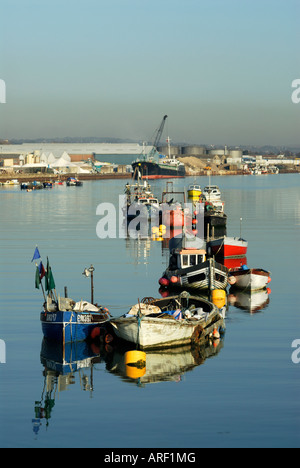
[228,288,271,314]
[33,335,225,435]
[33,340,103,436]
[105,339,224,386]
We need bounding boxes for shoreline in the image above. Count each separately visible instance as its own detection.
[0,168,299,184]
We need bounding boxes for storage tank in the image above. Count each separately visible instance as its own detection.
[229,149,243,159]
[208,149,226,156]
[157,145,181,156]
[182,146,206,156]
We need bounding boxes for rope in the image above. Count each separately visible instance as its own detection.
[214,236,225,256]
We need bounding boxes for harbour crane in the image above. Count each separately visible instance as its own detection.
[148,115,168,158]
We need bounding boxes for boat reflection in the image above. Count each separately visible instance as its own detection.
[228,287,271,314]
[33,333,225,435]
[105,338,225,386]
[32,339,103,436]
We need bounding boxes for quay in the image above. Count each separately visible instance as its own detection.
[0,172,130,184]
[0,166,299,184]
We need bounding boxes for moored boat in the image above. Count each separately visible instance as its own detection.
[188,184,202,200]
[228,266,271,291]
[203,185,221,201]
[41,297,110,343]
[159,232,228,291]
[132,116,185,180]
[33,248,109,343]
[208,236,248,258]
[108,293,225,350]
[66,177,83,186]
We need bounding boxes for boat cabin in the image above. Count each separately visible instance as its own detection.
[188,184,201,192]
[138,197,159,206]
[203,185,221,200]
[170,248,207,270]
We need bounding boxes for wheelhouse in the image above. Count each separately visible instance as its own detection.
[170,249,207,270]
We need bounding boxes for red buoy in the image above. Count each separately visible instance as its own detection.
[159,277,170,287]
[170,276,179,284]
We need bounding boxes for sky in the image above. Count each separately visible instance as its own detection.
[0,0,299,146]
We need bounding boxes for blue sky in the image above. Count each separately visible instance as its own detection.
[0,0,299,145]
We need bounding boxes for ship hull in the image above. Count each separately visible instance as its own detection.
[132,161,185,179]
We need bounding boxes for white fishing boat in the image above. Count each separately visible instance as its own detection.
[109,293,225,350]
[228,267,271,291]
[203,185,221,201]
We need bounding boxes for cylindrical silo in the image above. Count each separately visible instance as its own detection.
[182,146,206,156]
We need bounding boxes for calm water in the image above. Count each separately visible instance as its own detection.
[0,174,299,448]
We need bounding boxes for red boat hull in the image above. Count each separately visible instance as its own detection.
[209,237,248,258]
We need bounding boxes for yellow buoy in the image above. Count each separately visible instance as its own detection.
[125,350,146,380]
[212,289,226,309]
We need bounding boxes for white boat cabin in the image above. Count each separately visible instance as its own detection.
[188,184,202,192]
[203,185,221,200]
[170,248,207,270]
[138,197,160,206]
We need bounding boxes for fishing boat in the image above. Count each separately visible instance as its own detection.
[188,184,202,201]
[108,292,225,350]
[4,179,19,186]
[159,232,228,291]
[203,185,221,201]
[160,182,192,229]
[66,177,83,187]
[208,236,248,258]
[131,116,186,180]
[33,248,109,342]
[40,296,110,343]
[20,181,44,190]
[228,266,271,291]
[123,180,160,221]
[43,181,53,188]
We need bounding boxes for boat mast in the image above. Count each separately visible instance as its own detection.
[166,136,171,158]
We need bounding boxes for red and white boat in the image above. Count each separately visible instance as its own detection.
[228,267,271,291]
[208,236,248,258]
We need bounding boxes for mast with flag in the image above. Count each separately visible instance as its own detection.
[32,247,57,302]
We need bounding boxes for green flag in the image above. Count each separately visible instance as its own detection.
[35,266,41,289]
[45,258,56,292]
[47,267,56,292]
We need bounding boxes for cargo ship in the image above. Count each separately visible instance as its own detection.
[132,153,186,179]
[132,115,186,180]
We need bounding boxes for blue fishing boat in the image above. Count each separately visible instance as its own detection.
[40,304,109,343]
[32,247,109,343]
